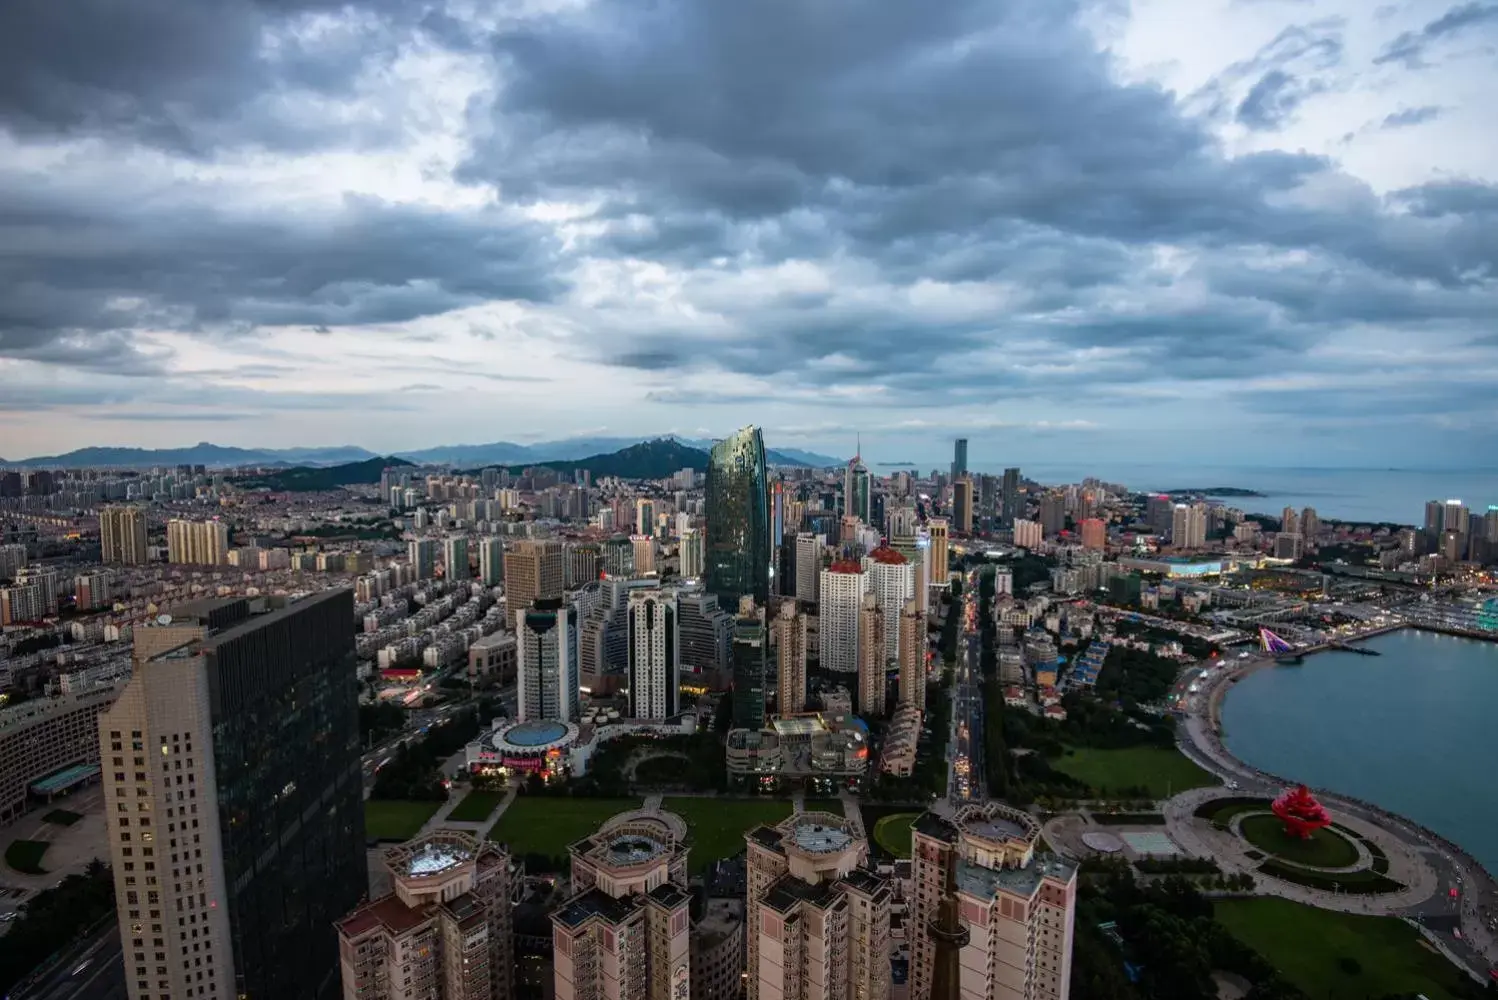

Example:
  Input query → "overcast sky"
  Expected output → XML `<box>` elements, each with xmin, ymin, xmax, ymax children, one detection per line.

<box><xmin>2</xmin><ymin>0</ymin><xmax>1495</xmax><ymax>467</ymax></box>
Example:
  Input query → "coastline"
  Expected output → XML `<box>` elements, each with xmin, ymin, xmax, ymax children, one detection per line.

<box><xmin>1190</xmin><ymin>633</ymin><xmax>1498</xmax><ymax>970</ymax></box>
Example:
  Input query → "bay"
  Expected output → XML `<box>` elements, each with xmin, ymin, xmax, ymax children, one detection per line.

<box><xmin>1219</xmin><ymin>629</ymin><xmax>1498</xmax><ymax>874</ymax></box>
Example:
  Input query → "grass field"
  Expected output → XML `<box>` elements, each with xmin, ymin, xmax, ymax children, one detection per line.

<box><xmin>4</xmin><ymin>839</ymin><xmax>51</xmax><ymax>874</ymax></box>
<box><xmin>664</xmin><ymin>798</ymin><xmax>792</xmax><ymax>874</ymax></box>
<box><xmin>1050</xmin><ymin>746</ymin><xmax>1219</xmax><ymax>799</ymax></box>
<box><xmin>42</xmin><ymin>809</ymin><xmax>83</xmax><ymax>826</ymax></box>
<box><xmin>1214</xmin><ymin>897</ymin><xmax>1468</xmax><ymax>1000</ymax></box>
<box><xmin>872</xmin><ymin>813</ymin><xmax>919</xmax><ymax>859</ymax></box>
<box><xmin>447</xmin><ymin>790</ymin><xmax>506</xmax><ymax>823</ymax></box>
<box><xmin>488</xmin><ymin>797</ymin><xmax>642</xmax><ymax>863</ymax></box>
<box><xmin>364</xmin><ymin>800</ymin><xmax>443</xmax><ymax>841</ymax></box>
<box><xmin>1239</xmin><ymin>814</ymin><xmax>1360</xmax><ymax>869</ymax></box>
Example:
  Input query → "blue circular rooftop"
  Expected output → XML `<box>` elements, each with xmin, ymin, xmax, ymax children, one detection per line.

<box><xmin>505</xmin><ymin>721</ymin><xmax>569</xmax><ymax>747</ymax></box>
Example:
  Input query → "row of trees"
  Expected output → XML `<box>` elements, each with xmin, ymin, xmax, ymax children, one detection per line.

<box><xmin>0</xmin><ymin>861</ymin><xmax>115</xmax><ymax>994</ymax></box>
<box><xmin>370</xmin><ymin>702</ymin><xmax>491</xmax><ymax>801</ymax></box>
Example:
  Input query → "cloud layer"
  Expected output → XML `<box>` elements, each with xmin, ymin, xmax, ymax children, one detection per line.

<box><xmin>1</xmin><ymin>0</ymin><xmax>1495</xmax><ymax>466</ymax></box>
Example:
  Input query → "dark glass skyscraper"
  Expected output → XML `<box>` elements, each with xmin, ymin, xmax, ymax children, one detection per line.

<box><xmin>705</xmin><ymin>425</ymin><xmax>771</xmax><ymax>608</ymax></box>
<box><xmin>951</xmin><ymin>438</ymin><xmax>968</xmax><ymax>483</ymax></box>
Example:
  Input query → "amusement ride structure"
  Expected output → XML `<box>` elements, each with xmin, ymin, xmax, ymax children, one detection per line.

<box><xmin>1259</xmin><ymin>626</ymin><xmax>1303</xmax><ymax>664</ymax></box>
<box><xmin>1272</xmin><ymin>784</ymin><xmax>1332</xmax><ymax>839</ymax></box>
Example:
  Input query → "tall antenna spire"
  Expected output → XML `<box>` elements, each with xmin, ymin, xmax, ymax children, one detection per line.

<box><xmin>856</xmin><ymin>431</ymin><xmax>861</xmax><ymax>461</ymax></box>
<box><xmin>928</xmin><ymin>844</ymin><xmax>970</xmax><ymax>1000</ymax></box>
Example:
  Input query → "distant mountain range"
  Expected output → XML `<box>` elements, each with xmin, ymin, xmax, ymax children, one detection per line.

<box><xmin>2</xmin><ymin>436</ymin><xmax>841</xmax><ymax>470</ymax></box>
<box><xmin>234</xmin><ymin>456</ymin><xmax>415</xmax><ymax>492</ymax></box>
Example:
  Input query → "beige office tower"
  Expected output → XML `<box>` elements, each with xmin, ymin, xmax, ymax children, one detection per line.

<box><xmin>337</xmin><ymin>832</ymin><xmax>515</xmax><ymax>1000</ymax></box>
<box><xmin>927</xmin><ymin>519</ymin><xmax>949</xmax><ymax>589</ymax></box>
<box><xmin>166</xmin><ymin>519</ymin><xmax>229</xmax><ymax>566</ymax></box>
<box><xmin>897</xmin><ymin>599</ymin><xmax>925</xmax><ymax>709</ymax></box>
<box><xmin>745</xmin><ymin>812</ymin><xmax>891</xmax><ymax>1000</ymax></box>
<box><xmin>505</xmin><ymin>539</ymin><xmax>564</xmax><ymax>610</ymax></box>
<box><xmin>857</xmin><ymin>593</ymin><xmax>887</xmax><ymax>718</ymax></box>
<box><xmin>552</xmin><ymin>809</ymin><xmax>693</xmax><ymax>1000</ymax></box>
<box><xmin>909</xmin><ymin>804</ymin><xmax>1078</xmax><ymax>1000</ymax></box>
<box><xmin>101</xmin><ymin>505</ymin><xmax>149</xmax><ymax>565</ymax></box>
<box><xmin>953</xmin><ymin>478</ymin><xmax>974</xmax><ymax>534</ymax></box>
<box><xmin>774</xmin><ymin>602</ymin><xmax>808</xmax><ymax>716</ymax></box>
<box><xmin>632</xmin><ymin>534</ymin><xmax>658</xmax><ymax>575</ymax></box>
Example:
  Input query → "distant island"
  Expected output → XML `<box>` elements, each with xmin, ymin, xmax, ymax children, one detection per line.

<box><xmin>876</xmin><ymin>461</ymin><xmax>920</xmax><ymax>467</ymax></box>
<box><xmin>1163</xmin><ymin>487</ymin><xmax>1267</xmax><ymax>498</ymax></box>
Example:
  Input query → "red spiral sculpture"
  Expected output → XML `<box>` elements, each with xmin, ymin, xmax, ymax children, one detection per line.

<box><xmin>1272</xmin><ymin>784</ymin><xmax>1331</xmax><ymax>839</ymax></box>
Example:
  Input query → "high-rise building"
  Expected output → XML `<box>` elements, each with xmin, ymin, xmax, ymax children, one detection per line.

<box><xmin>564</xmin><ymin>541</ymin><xmax>601</xmax><ymax>588</ymax></box>
<box><xmin>1300</xmin><ymin>507</ymin><xmax>1320</xmax><ymax>542</ymax></box>
<box><xmin>518</xmin><ymin>598</ymin><xmax>580</xmax><ymax>723</ymax></box>
<box><xmin>897</xmin><ymin>599</ymin><xmax>925</xmax><ymax>710</ymax></box>
<box><xmin>631</xmin><ymin>533</ymin><xmax>658</xmax><ymax>575</ymax></box>
<box><xmin>732</xmin><ymin>597</ymin><xmax>767</xmax><ymax>730</ymax></box>
<box><xmin>410</xmin><ymin>537</ymin><xmax>438</xmax><ymax>579</ymax></box>
<box><xmin>1012</xmin><ymin>519</ymin><xmax>1043</xmax><ymax>549</ymax></box>
<box><xmin>844</xmin><ymin>451</ymin><xmax>872</xmax><ymax>525</ymax></box>
<box><xmin>818</xmin><ymin>561</ymin><xmax>868</xmax><ymax>674</ymax></box>
<box><xmin>1445</xmin><ymin>499</ymin><xmax>1471</xmax><ymax>539</ymax></box>
<box><xmin>857</xmin><ymin>593</ymin><xmax>886</xmax><ymax>717</ymax></box>
<box><xmin>774</xmin><ymin>602</ymin><xmax>808</xmax><ymax>716</ymax></box>
<box><xmin>794</xmin><ymin>532</ymin><xmax>824</xmax><ymax>603</ymax></box>
<box><xmin>864</xmin><ymin>546</ymin><xmax>913</xmax><ymax>667</ymax></box>
<box><xmin>1079</xmin><ymin>518</ymin><xmax>1106</xmax><ymax>551</ymax></box>
<box><xmin>952</xmin><ymin>478</ymin><xmax>973</xmax><ymax>534</ymax></box>
<box><xmin>0</xmin><ymin>542</ymin><xmax>25</xmax><ymax>580</ymax></box>
<box><xmin>444</xmin><ymin>535</ymin><xmax>470</xmax><ymax>583</ymax></box>
<box><xmin>927</xmin><ymin>518</ymin><xmax>949</xmax><ymax>588</ymax></box>
<box><xmin>100</xmin><ymin>592</ymin><xmax>365</xmax><ymax>1000</ymax></box>
<box><xmin>167</xmin><ymin>518</ymin><xmax>229</xmax><ymax>566</ymax></box>
<box><xmin>506</xmin><ymin>539</ymin><xmax>564</xmax><ymax>610</ymax></box>
<box><xmin>2</xmin><ymin>684</ymin><xmax>122</xmax><ymax>824</ymax></box>
<box><xmin>744</xmin><ymin>812</ymin><xmax>891</xmax><ymax>1000</ymax></box>
<box><xmin>706</xmin><ymin>426</ymin><xmax>771</xmax><ymax>609</ymax></box>
<box><xmin>679</xmin><ymin>527</ymin><xmax>705</xmax><ymax>578</ymax></box>
<box><xmin>1425</xmin><ymin>499</ymin><xmax>1445</xmax><ymax>537</ymax></box>
<box><xmin>552</xmin><ymin>810</ymin><xmax>693</xmax><ymax>1000</ymax></box>
<box><xmin>602</xmin><ymin>535</ymin><xmax>635</xmax><ymax>577</ymax></box>
<box><xmin>1038</xmin><ymin>494</ymin><xmax>1065</xmax><ymax>538</ymax></box>
<box><xmin>0</xmin><ymin>581</ymin><xmax>53</xmax><ymax>625</ymax></box>
<box><xmin>480</xmin><ymin>537</ymin><xmax>505</xmax><ymax>586</ymax></box>
<box><xmin>628</xmin><ymin>588</ymin><xmax>678</xmax><ymax>720</ymax></box>
<box><xmin>336</xmin><ymin>832</ymin><xmax>514</xmax><ymax>1000</ymax></box>
<box><xmin>636</xmin><ymin>498</ymin><xmax>656</xmax><ymax>537</ymax></box>
<box><xmin>1000</xmin><ymin>467</ymin><xmax>1022</xmax><ymax>527</ymax></box>
<box><xmin>1280</xmin><ymin>506</ymin><xmax>1299</xmax><ymax>536</ymax></box>
<box><xmin>951</xmin><ymin>438</ymin><xmax>968</xmax><ymax>484</ymax></box>
<box><xmin>1172</xmin><ymin>504</ymin><xmax>1207</xmax><ymax>550</ymax></box>
<box><xmin>75</xmin><ymin>570</ymin><xmax>115</xmax><ymax>611</ymax></box>
<box><xmin>911</xmin><ymin>806</ymin><xmax>1077</xmax><ymax>1000</ymax></box>
<box><xmin>101</xmin><ymin>505</ymin><xmax>149</xmax><ymax>565</ymax></box>
<box><xmin>676</xmin><ymin>589</ymin><xmax>733</xmax><ymax>683</ymax></box>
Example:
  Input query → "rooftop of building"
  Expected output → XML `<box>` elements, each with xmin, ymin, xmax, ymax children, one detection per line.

<box><xmin>762</xmin><ymin>874</ymin><xmax>844</xmax><ymax>914</ymax></box>
<box><xmin>553</xmin><ymin>887</ymin><xmax>641</xmax><ymax>929</ymax></box>
<box><xmin>828</xmin><ymin>560</ymin><xmax>865</xmax><ymax>574</ymax></box>
<box><xmin>956</xmin><ymin>854</ymin><xmax>1078</xmax><ymax>902</ymax></box>
<box><xmin>338</xmin><ymin>892</ymin><xmax>433</xmax><ymax>940</ymax></box>
<box><xmin>866</xmin><ymin>546</ymin><xmax>908</xmax><ymax>565</ymax></box>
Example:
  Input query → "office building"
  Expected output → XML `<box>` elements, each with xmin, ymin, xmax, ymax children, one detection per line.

<box><xmin>744</xmin><ymin>812</ymin><xmax>891</xmax><ymax>1000</ymax></box>
<box><xmin>564</xmin><ymin>542</ymin><xmax>602</xmax><ymax>588</ymax></box>
<box><xmin>167</xmin><ymin>519</ymin><xmax>229</xmax><ymax>566</ymax></box>
<box><xmin>952</xmin><ymin>477</ymin><xmax>973</xmax><ymax>534</ymax></box>
<box><xmin>910</xmin><ymin>803</ymin><xmax>1077</xmax><ymax>1000</ymax></box>
<box><xmin>1</xmin><ymin>684</ymin><xmax>122</xmax><ymax>823</ymax></box>
<box><xmin>927</xmin><ymin>518</ymin><xmax>949</xmax><ymax>588</ymax></box>
<box><xmin>444</xmin><ymin>536</ymin><xmax>470</xmax><ymax>583</ymax></box>
<box><xmin>1001</xmin><ymin>467</ymin><xmax>1022</xmax><ymax>527</ymax></box>
<box><xmin>705</xmin><ymin>426</ymin><xmax>771</xmax><ymax>609</ymax></box>
<box><xmin>506</xmin><ymin>539</ymin><xmax>565</xmax><ymax>610</ymax></box>
<box><xmin>601</xmin><ymin>536</ymin><xmax>634</xmax><ymax>578</ymax></box>
<box><xmin>1079</xmin><ymin>518</ymin><xmax>1106</xmax><ymax>551</ymax></box>
<box><xmin>775</xmin><ymin>602</ymin><xmax>809</xmax><ymax>716</ymax></box>
<box><xmin>100</xmin><ymin>592</ymin><xmax>365</xmax><ymax>1000</ymax></box>
<box><xmin>732</xmin><ymin>598</ymin><xmax>768</xmax><ymax>729</ymax></box>
<box><xmin>864</xmin><ymin>546</ymin><xmax>913</xmax><ymax>668</ymax></box>
<box><xmin>551</xmin><ymin>810</ymin><xmax>693</xmax><ymax>1000</ymax></box>
<box><xmin>818</xmin><ymin>561</ymin><xmax>868</xmax><ymax>674</ymax></box>
<box><xmin>951</xmin><ymin>438</ymin><xmax>968</xmax><ymax>483</ymax></box>
<box><xmin>1038</xmin><ymin>494</ymin><xmax>1065</xmax><ymax>538</ymax></box>
<box><xmin>679</xmin><ymin>527</ymin><xmax>705</xmax><ymax>579</ymax></box>
<box><xmin>410</xmin><ymin>538</ymin><xmax>438</xmax><ymax>580</ymax></box>
<box><xmin>676</xmin><ymin>589</ymin><xmax>733</xmax><ymax>683</ymax></box>
<box><xmin>518</xmin><ymin>598</ymin><xmax>580</xmax><ymax>723</ymax></box>
<box><xmin>1172</xmin><ymin>504</ymin><xmax>1207</xmax><ymax>550</ymax></box>
<box><xmin>857</xmin><ymin>593</ymin><xmax>886</xmax><ymax>717</ymax></box>
<box><xmin>480</xmin><ymin>537</ymin><xmax>505</xmax><ymax>587</ymax></box>
<box><xmin>636</xmin><ymin>498</ymin><xmax>656</xmax><ymax>537</ymax></box>
<box><xmin>631</xmin><ymin>534</ymin><xmax>658</xmax><ymax>576</ymax></box>
<box><xmin>336</xmin><ymin>832</ymin><xmax>514</xmax><ymax>1000</ymax></box>
<box><xmin>627</xmin><ymin>588</ymin><xmax>678</xmax><ymax>720</ymax></box>
<box><xmin>897</xmin><ymin>599</ymin><xmax>925</xmax><ymax>709</ymax></box>
<box><xmin>794</xmin><ymin>532</ymin><xmax>823</xmax><ymax>603</ymax></box>
<box><xmin>844</xmin><ymin>451</ymin><xmax>872</xmax><ymax>525</ymax></box>
<box><xmin>101</xmin><ymin>505</ymin><xmax>150</xmax><ymax>565</ymax></box>
<box><xmin>1012</xmin><ymin>519</ymin><xmax>1043</xmax><ymax>550</ymax></box>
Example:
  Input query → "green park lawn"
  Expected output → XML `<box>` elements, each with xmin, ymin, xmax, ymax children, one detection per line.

<box><xmin>1239</xmin><ymin>813</ymin><xmax>1360</xmax><ymax>869</ymax></box>
<box><xmin>872</xmin><ymin>813</ymin><xmax>919</xmax><ymax>859</ymax></box>
<box><xmin>488</xmin><ymin>797</ymin><xmax>642</xmax><ymax>863</ymax></box>
<box><xmin>364</xmin><ymin>800</ymin><xmax>443</xmax><ymax>841</ymax></box>
<box><xmin>1050</xmin><ymin>746</ymin><xmax>1219</xmax><ymax>799</ymax></box>
<box><xmin>4</xmin><ymin>839</ymin><xmax>51</xmax><ymax>874</ymax></box>
<box><xmin>664</xmin><ymin>798</ymin><xmax>792</xmax><ymax>874</ymax></box>
<box><xmin>1214</xmin><ymin>897</ymin><xmax>1468</xmax><ymax>1000</ymax></box>
<box><xmin>447</xmin><ymin>790</ymin><xmax>506</xmax><ymax>823</ymax></box>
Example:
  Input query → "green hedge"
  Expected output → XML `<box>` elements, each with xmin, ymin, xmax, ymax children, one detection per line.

<box><xmin>1258</xmin><ymin>859</ymin><xmax>1403</xmax><ymax>895</ymax></box>
<box><xmin>1091</xmin><ymin>813</ymin><xmax>1166</xmax><ymax>826</ymax></box>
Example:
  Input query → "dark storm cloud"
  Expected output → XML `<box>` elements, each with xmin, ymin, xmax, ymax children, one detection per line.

<box><xmin>0</xmin><ymin>181</ymin><xmax>563</xmax><ymax>351</ymax></box>
<box><xmin>1381</xmin><ymin>105</ymin><xmax>1444</xmax><ymax>128</ymax></box>
<box><xmin>1236</xmin><ymin>69</ymin><xmax>1328</xmax><ymax>130</ymax></box>
<box><xmin>1374</xmin><ymin>2</ymin><xmax>1498</xmax><ymax>68</ymax></box>
<box><xmin>0</xmin><ymin>0</ymin><xmax>456</xmax><ymax>152</ymax></box>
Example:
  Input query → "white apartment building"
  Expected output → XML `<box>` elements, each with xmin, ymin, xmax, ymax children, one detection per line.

<box><xmin>627</xmin><ymin>588</ymin><xmax>678</xmax><ymax>720</ymax></box>
<box><xmin>166</xmin><ymin>519</ymin><xmax>229</xmax><ymax>567</ymax></box>
<box><xmin>817</xmin><ymin>561</ymin><xmax>868</xmax><ymax>674</ymax></box>
<box><xmin>864</xmin><ymin>547</ymin><xmax>913</xmax><ymax>667</ymax></box>
<box><xmin>517</xmin><ymin>600</ymin><xmax>580</xmax><ymax>723</ymax></box>
<box><xmin>773</xmin><ymin>603</ymin><xmax>808</xmax><ymax>716</ymax></box>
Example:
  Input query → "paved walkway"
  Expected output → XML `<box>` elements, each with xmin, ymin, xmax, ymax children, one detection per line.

<box><xmin>417</xmin><ymin>785</ymin><xmax>518</xmax><ymax>839</ymax></box>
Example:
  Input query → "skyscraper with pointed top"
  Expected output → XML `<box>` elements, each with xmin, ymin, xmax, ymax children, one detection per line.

<box><xmin>705</xmin><ymin>426</ymin><xmax>771</xmax><ymax>609</ymax></box>
<box><xmin>845</xmin><ymin>436</ymin><xmax>872</xmax><ymax>524</ymax></box>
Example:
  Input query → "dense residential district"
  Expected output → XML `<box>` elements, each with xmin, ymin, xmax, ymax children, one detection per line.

<box><xmin>2</xmin><ymin>429</ymin><xmax>1497</xmax><ymax>1000</ymax></box>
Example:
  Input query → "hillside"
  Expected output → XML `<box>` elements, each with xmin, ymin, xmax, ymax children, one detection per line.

<box><xmin>508</xmin><ymin>438</ymin><xmax>710</xmax><ymax>479</ymax></box>
<box><xmin>5</xmin><ymin>442</ymin><xmax>379</xmax><ymax>469</ymax></box>
<box><xmin>234</xmin><ymin>456</ymin><xmax>413</xmax><ymax>491</ymax></box>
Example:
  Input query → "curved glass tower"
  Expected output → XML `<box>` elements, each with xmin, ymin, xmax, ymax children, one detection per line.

<box><xmin>705</xmin><ymin>425</ymin><xmax>771</xmax><ymax>609</ymax></box>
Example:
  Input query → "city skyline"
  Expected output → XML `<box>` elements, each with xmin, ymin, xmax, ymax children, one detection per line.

<box><xmin>2</xmin><ymin>0</ymin><xmax>1497</xmax><ymax>465</ymax></box>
